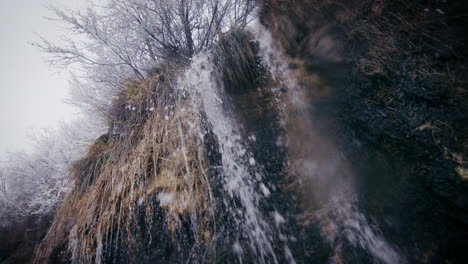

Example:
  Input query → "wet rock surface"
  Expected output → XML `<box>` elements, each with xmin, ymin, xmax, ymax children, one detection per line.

<box><xmin>2</xmin><ymin>1</ymin><xmax>467</xmax><ymax>263</ymax></box>
<box><xmin>260</xmin><ymin>0</ymin><xmax>468</xmax><ymax>262</ymax></box>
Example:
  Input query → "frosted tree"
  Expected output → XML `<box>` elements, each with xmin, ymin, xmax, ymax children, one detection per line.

<box><xmin>34</xmin><ymin>0</ymin><xmax>257</xmax><ymax>116</ymax></box>
<box><xmin>0</xmin><ymin>117</ymin><xmax>105</xmax><ymax>227</ymax></box>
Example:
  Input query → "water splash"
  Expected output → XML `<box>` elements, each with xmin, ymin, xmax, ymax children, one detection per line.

<box><xmin>333</xmin><ymin>200</ymin><xmax>401</xmax><ymax>264</ymax></box>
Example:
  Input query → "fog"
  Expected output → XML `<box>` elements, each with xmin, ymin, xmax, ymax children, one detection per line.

<box><xmin>0</xmin><ymin>0</ymin><xmax>87</xmax><ymax>158</ymax></box>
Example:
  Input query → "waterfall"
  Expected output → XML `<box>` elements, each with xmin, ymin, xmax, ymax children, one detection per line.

<box><xmin>170</xmin><ymin>18</ymin><xmax>406</xmax><ymax>263</ymax></box>
<box><xmin>250</xmin><ymin>21</ymin><xmax>404</xmax><ymax>264</ymax></box>
<box><xmin>178</xmin><ymin>53</ymin><xmax>295</xmax><ymax>264</ymax></box>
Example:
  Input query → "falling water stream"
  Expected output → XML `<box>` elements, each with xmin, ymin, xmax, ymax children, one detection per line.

<box><xmin>178</xmin><ymin>53</ymin><xmax>294</xmax><ymax>264</ymax></box>
<box><xmin>251</xmin><ymin>23</ymin><xmax>403</xmax><ymax>264</ymax></box>
<box><xmin>177</xmin><ymin>21</ymin><xmax>403</xmax><ymax>263</ymax></box>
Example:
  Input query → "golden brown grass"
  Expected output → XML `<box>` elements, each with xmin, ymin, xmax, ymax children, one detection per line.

<box><xmin>34</xmin><ymin>67</ymin><xmax>215</xmax><ymax>263</ymax></box>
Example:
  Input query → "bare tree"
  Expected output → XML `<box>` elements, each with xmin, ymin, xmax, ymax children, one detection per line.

<box><xmin>33</xmin><ymin>0</ymin><xmax>257</xmax><ymax>116</ymax></box>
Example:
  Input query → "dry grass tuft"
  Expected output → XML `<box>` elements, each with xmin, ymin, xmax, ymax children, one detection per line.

<box><xmin>34</xmin><ymin>66</ymin><xmax>216</xmax><ymax>263</ymax></box>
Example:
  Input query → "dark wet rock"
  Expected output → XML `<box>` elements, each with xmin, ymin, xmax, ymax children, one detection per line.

<box><xmin>260</xmin><ymin>0</ymin><xmax>468</xmax><ymax>263</ymax></box>
<box><xmin>3</xmin><ymin>1</ymin><xmax>467</xmax><ymax>263</ymax></box>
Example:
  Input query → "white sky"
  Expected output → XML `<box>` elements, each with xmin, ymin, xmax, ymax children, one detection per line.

<box><xmin>0</xmin><ymin>0</ymin><xmax>88</xmax><ymax>159</ymax></box>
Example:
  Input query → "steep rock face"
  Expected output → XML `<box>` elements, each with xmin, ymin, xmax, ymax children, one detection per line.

<box><xmin>33</xmin><ymin>32</ymin><xmax>301</xmax><ymax>264</ymax></box>
<box><xmin>260</xmin><ymin>0</ymin><xmax>468</xmax><ymax>262</ymax></box>
<box><xmin>28</xmin><ymin>1</ymin><xmax>468</xmax><ymax>263</ymax></box>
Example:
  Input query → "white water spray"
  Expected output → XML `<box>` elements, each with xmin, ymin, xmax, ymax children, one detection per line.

<box><xmin>178</xmin><ymin>53</ymin><xmax>294</xmax><ymax>263</ymax></box>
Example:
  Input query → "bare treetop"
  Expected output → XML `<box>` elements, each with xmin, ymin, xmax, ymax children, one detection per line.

<box><xmin>34</xmin><ymin>0</ymin><xmax>257</xmax><ymax>115</ymax></box>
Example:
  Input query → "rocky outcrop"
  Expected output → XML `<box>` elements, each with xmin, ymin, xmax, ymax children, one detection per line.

<box><xmin>260</xmin><ymin>0</ymin><xmax>468</xmax><ymax>262</ymax></box>
<box><xmin>3</xmin><ymin>1</ymin><xmax>465</xmax><ymax>263</ymax></box>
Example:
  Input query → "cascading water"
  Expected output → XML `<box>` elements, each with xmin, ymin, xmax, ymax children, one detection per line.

<box><xmin>249</xmin><ymin>22</ymin><xmax>404</xmax><ymax>264</ymax></box>
<box><xmin>172</xmin><ymin>20</ymin><xmax>405</xmax><ymax>263</ymax></box>
<box><xmin>178</xmin><ymin>53</ymin><xmax>296</xmax><ymax>264</ymax></box>
<box><xmin>157</xmin><ymin>14</ymin><xmax>409</xmax><ymax>262</ymax></box>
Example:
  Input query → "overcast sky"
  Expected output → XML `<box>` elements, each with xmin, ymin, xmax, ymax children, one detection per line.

<box><xmin>0</xmin><ymin>0</ymin><xmax>88</xmax><ymax>159</ymax></box>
